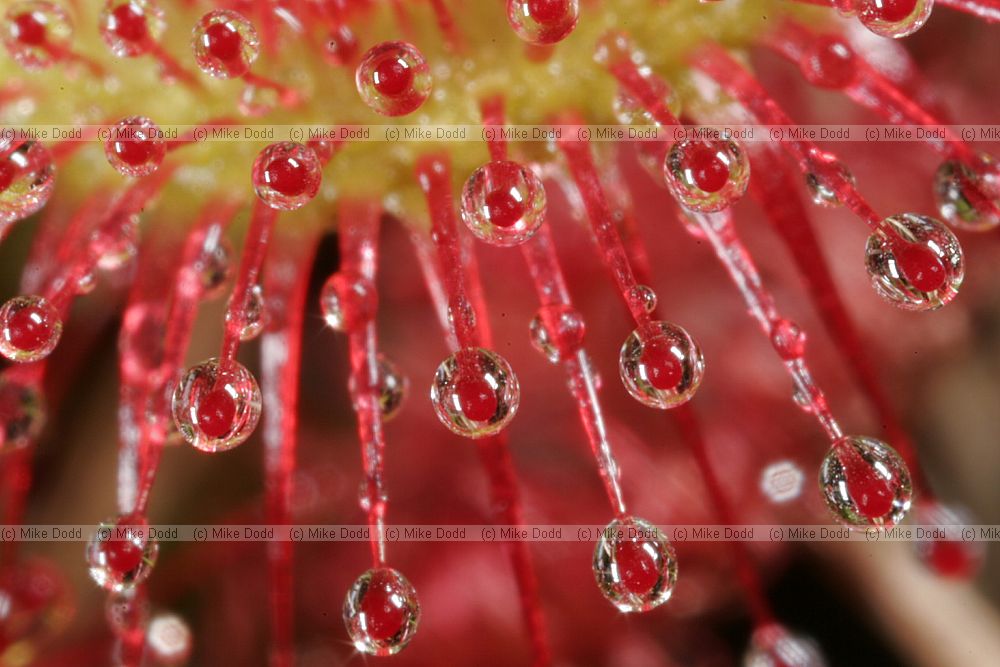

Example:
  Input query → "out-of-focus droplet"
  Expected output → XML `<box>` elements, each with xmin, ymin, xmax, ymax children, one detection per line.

<box><xmin>195</xmin><ymin>227</ymin><xmax>231</xmax><ymax>297</ymax></box>
<box><xmin>147</xmin><ymin>613</ymin><xmax>193</xmax><ymax>665</ymax></box>
<box><xmin>805</xmin><ymin>153</ymin><xmax>856</xmax><ymax>208</ymax></box>
<box><xmin>0</xmin><ymin>295</ymin><xmax>62</xmax><ymax>363</ymax></box>
<box><xmin>323</xmin><ymin>23</ymin><xmax>357</xmax><ymax>66</ymax></box>
<box><xmin>343</xmin><ymin>568</ymin><xmax>420</xmax><ymax>656</ymax></box>
<box><xmin>86</xmin><ymin>513</ymin><xmax>158</xmax><ymax>593</ymax></box>
<box><xmin>857</xmin><ymin>0</ymin><xmax>933</xmax><ymax>39</ymax></box>
<box><xmin>171</xmin><ymin>357</ymin><xmax>262</xmax><ymax>452</ymax></box>
<box><xmin>99</xmin><ymin>0</ymin><xmax>165</xmax><ymax>58</ymax></box>
<box><xmin>349</xmin><ymin>355</ymin><xmax>408</xmax><ymax>421</ymax></box>
<box><xmin>528</xmin><ymin>304</ymin><xmax>585</xmax><ymax>363</ymax></box>
<box><xmin>760</xmin><ymin>460</ymin><xmax>805</xmax><ymax>504</ymax></box>
<box><xmin>865</xmin><ymin>212</ymin><xmax>963</xmax><ymax>311</ymax></box>
<box><xmin>915</xmin><ymin>501</ymin><xmax>984</xmax><ymax>579</ymax></box>
<box><xmin>320</xmin><ymin>272</ymin><xmax>377</xmax><ymax>331</ymax></box>
<box><xmin>769</xmin><ymin>318</ymin><xmax>806</xmax><ymax>361</ymax></box>
<box><xmin>593</xmin><ymin>515</ymin><xmax>677</xmax><ymax>613</ymax></box>
<box><xmin>192</xmin><ymin>9</ymin><xmax>259</xmax><ymax>79</ymax></box>
<box><xmin>663</xmin><ymin>137</ymin><xmax>750</xmax><ymax>212</ymax></box>
<box><xmin>0</xmin><ymin>558</ymin><xmax>73</xmax><ymax>648</ymax></box>
<box><xmin>799</xmin><ymin>36</ymin><xmax>856</xmax><ymax>89</ymax></box>
<box><xmin>820</xmin><ymin>435</ymin><xmax>912</xmax><ymax>527</ymax></box>
<box><xmin>104</xmin><ymin>116</ymin><xmax>166</xmax><ymax>177</ymax></box>
<box><xmin>228</xmin><ymin>283</ymin><xmax>265</xmax><ymax>341</ymax></box>
<box><xmin>460</xmin><ymin>160</ymin><xmax>546</xmax><ymax>247</ymax></box>
<box><xmin>506</xmin><ymin>0</ymin><xmax>579</xmax><ymax>45</ymax></box>
<box><xmin>0</xmin><ymin>140</ymin><xmax>56</xmax><ymax>224</ymax></box>
<box><xmin>430</xmin><ymin>347</ymin><xmax>519</xmax><ymax>438</ymax></box>
<box><xmin>934</xmin><ymin>155</ymin><xmax>1000</xmax><ymax>231</ymax></box>
<box><xmin>619</xmin><ymin>321</ymin><xmax>704</xmax><ymax>409</ymax></box>
<box><xmin>0</xmin><ymin>375</ymin><xmax>45</xmax><ymax>451</ymax></box>
<box><xmin>355</xmin><ymin>41</ymin><xmax>431</xmax><ymax>116</ymax></box>
<box><xmin>2</xmin><ymin>1</ymin><xmax>73</xmax><ymax>70</ymax></box>
<box><xmin>743</xmin><ymin>623</ymin><xmax>828</xmax><ymax>667</ymax></box>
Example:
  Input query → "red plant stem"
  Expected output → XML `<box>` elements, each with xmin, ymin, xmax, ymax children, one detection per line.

<box><xmin>480</xmin><ymin>95</ymin><xmax>509</xmax><ymax>163</ymax></box>
<box><xmin>221</xmin><ymin>200</ymin><xmax>278</xmax><ymax>361</ymax></box>
<box><xmin>556</xmin><ymin>126</ymin><xmax>656</xmax><ymax>328</ymax></box>
<box><xmin>337</xmin><ymin>200</ymin><xmax>392</xmax><ymax>566</ymax></box>
<box><xmin>147</xmin><ymin>41</ymin><xmax>204</xmax><ymax>92</ymax></box>
<box><xmin>690</xmin><ymin>44</ymin><xmax>883</xmax><ymax>229</ymax></box>
<box><xmin>935</xmin><ymin>0</ymin><xmax>1000</xmax><ymax>20</ymax></box>
<box><xmin>389</xmin><ymin>0</ymin><xmax>416</xmax><ymax>40</ymax></box>
<box><xmin>748</xmin><ymin>145</ymin><xmax>933</xmax><ymax>494</ymax></box>
<box><xmin>428</xmin><ymin>0</ymin><xmax>466</xmax><ymax>51</ymax></box>
<box><xmin>559</xmin><ymin>132</ymin><xmax>777</xmax><ymax>627</ymax></box>
<box><xmin>414</xmin><ymin>154</ymin><xmax>550</xmax><ymax>666</ymax></box>
<box><xmin>260</xmin><ymin>227</ymin><xmax>318</xmax><ymax>667</ymax></box>
<box><xmin>602</xmin><ymin>46</ymin><xmax>681</xmax><ymax>128</ymax></box>
<box><xmin>242</xmin><ymin>72</ymin><xmax>302</xmax><ymax>108</ymax></box>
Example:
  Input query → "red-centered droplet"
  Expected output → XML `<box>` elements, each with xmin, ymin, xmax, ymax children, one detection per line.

<box><xmin>372</xmin><ymin>56</ymin><xmax>413</xmax><ymax>97</ymax></box>
<box><xmin>13</xmin><ymin>12</ymin><xmax>46</xmax><ymax>46</ymax></box>
<box><xmin>805</xmin><ymin>37</ymin><xmax>856</xmax><ymax>89</ymax></box>
<box><xmin>527</xmin><ymin>0</ymin><xmax>569</xmax><ymax>23</ymax></box>
<box><xmin>926</xmin><ymin>539</ymin><xmax>976</xmax><ymax>578</ymax></box>
<box><xmin>7</xmin><ymin>304</ymin><xmax>53</xmax><ymax>352</ymax></box>
<box><xmin>104</xmin><ymin>534</ymin><xmax>145</xmax><ymax>575</ymax></box>
<box><xmin>840</xmin><ymin>446</ymin><xmax>895</xmax><ymax>519</ymax></box>
<box><xmin>113</xmin><ymin>136</ymin><xmax>156</xmax><ymax>167</ymax></box>
<box><xmin>873</xmin><ymin>0</ymin><xmax>917</xmax><ymax>22</ymax></box>
<box><xmin>264</xmin><ymin>157</ymin><xmax>308</xmax><ymax>197</ymax></box>
<box><xmin>895</xmin><ymin>243</ymin><xmax>946</xmax><ymax>292</ymax></box>
<box><xmin>204</xmin><ymin>21</ymin><xmax>241</xmax><ymax>62</ymax></box>
<box><xmin>359</xmin><ymin>580</ymin><xmax>407</xmax><ymax>643</ymax></box>
<box><xmin>641</xmin><ymin>339</ymin><xmax>682</xmax><ymax>391</ymax></box>
<box><xmin>484</xmin><ymin>188</ymin><xmax>525</xmax><ymax>229</ymax></box>
<box><xmin>615</xmin><ymin>539</ymin><xmax>660</xmax><ymax>595</ymax></box>
<box><xmin>455</xmin><ymin>374</ymin><xmax>498</xmax><ymax>422</ymax></box>
<box><xmin>196</xmin><ymin>388</ymin><xmax>236</xmax><ymax>439</ymax></box>
<box><xmin>687</xmin><ymin>143</ymin><xmax>730</xmax><ymax>193</ymax></box>
<box><xmin>110</xmin><ymin>3</ymin><xmax>148</xmax><ymax>44</ymax></box>
<box><xmin>0</xmin><ymin>159</ymin><xmax>15</xmax><ymax>192</ymax></box>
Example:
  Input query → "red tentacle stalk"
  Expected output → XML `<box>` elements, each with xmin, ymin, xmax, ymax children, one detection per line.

<box><xmin>428</xmin><ymin>0</ymin><xmax>467</xmax><ymax>52</ymax></box>
<box><xmin>221</xmin><ymin>201</ymin><xmax>278</xmax><ymax>362</ymax></box>
<box><xmin>935</xmin><ymin>0</ymin><xmax>1000</xmax><ymax>21</ymax></box>
<box><xmin>261</xmin><ymin>227</ymin><xmax>319</xmax><ymax>667</ymax></box>
<box><xmin>414</xmin><ymin>154</ymin><xmax>551</xmax><ymax>666</ymax></box>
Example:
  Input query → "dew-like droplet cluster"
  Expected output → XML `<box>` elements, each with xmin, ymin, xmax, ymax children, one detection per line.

<box><xmin>86</xmin><ymin>514</ymin><xmax>158</xmax><ymax>593</ymax></box>
<box><xmin>619</xmin><ymin>321</ymin><xmax>704</xmax><ymax>410</ymax></box>
<box><xmin>430</xmin><ymin>347</ymin><xmax>520</xmax><ymax>438</ymax></box>
<box><xmin>104</xmin><ymin>116</ymin><xmax>167</xmax><ymax>177</ymax></box>
<box><xmin>171</xmin><ymin>357</ymin><xmax>262</xmax><ymax>452</ymax></box>
<box><xmin>528</xmin><ymin>304</ymin><xmax>586</xmax><ymax>363</ymax></box>
<box><xmin>2</xmin><ymin>1</ymin><xmax>72</xmax><ymax>70</ymax></box>
<box><xmin>865</xmin><ymin>213</ymin><xmax>963</xmax><ymax>311</ymax></box>
<box><xmin>355</xmin><ymin>41</ymin><xmax>431</xmax><ymax>117</ymax></box>
<box><xmin>506</xmin><ymin>0</ymin><xmax>580</xmax><ymax>45</ymax></box>
<box><xmin>320</xmin><ymin>271</ymin><xmax>377</xmax><ymax>331</ymax></box>
<box><xmin>593</xmin><ymin>515</ymin><xmax>678</xmax><ymax>613</ymax></box>
<box><xmin>0</xmin><ymin>140</ymin><xmax>56</xmax><ymax>225</ymax></box>
<box><xmin>251</xmin><ymin>142</ymin><xmax>322</xmax><ymax>210</ymax></box>
<box><xmin>819</xmin><ymin>435</ymin><xmax>912</xmax><ymax>527</ymax></box>
<box><xmin>0</xmin><ymin>375</ymin><xmax>46</xmax><ymax>452</ymax></box>
<box><xmin>743</xmin><ymin>623</ymin><xmax>828</xmax><ymax>667</ymax></box>
<box><xmin>461</xmin><ymin>160</ymin><xmax>547</xmax><ymax>247</ymax></box>
<box><xmin>343</xmin><ymin>567</ymin><xmax>420</xmax><ymax>657</ymax></box>
<box><xmin>857</xmin><ymin>0</ymin><xmax>933</xmax><ymax>39</ymax></box>
<box><xmin>0</xmin><ymin>295</ymin><xmax>62</xmax><ymax>363</ymax></box>
<box><xmin>348</xmin><ymin>354</ymin><xmax>408</xmax><ymax>421</ymax></box>
<box><xmin>934</xmin><ymin>154</ymin><xmax>1000</xmax><ymax>231</ymax></box>
<box><xmin>192</xmin><ymin>9</ymin><xmax>259</xmax><ymax>79</ymax></box>
<box><xmin>99</xmin><ymin>0</ymin><xmax>165</xmax><ymax>58</ymax></box>
<box><xmin>663</xmin><ymin>138</ymin><xmax>750</xmax><ymax>212</ymax></box>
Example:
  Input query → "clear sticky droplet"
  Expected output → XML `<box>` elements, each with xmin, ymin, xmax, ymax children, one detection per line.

<box><xmin>105</xmin><ymin>590</ymin><xmax>150</xmax><ymax>640</ymax></box>
<box><xmin>251</xmin><ymin>142</ymin><xmax>322</xmax><ymax>210</ymax></box>
<box><xmin>349</xmin><ymin>354</ymin><xmax>408</xmax><ymax>421</ymax></box>
<box><xmin>237</xmin><ymin>81</ymin><xmax>280</xmax><ymax>117</ymax></box>
<box><xmin>760</xmin><ymin>460</ymin><xmax>805</xmax><ymax>504</ymax></box>
<box><xmin>86</xmin><ymin>513</ymin><xmax>158</xmax><ymax>593</ymax></box>
<box><xmin>613</xmin><ymin>71</ymin><xmax>682</xmax><ymax>126</ymax></box>
<box><xmin>460</xmin><ymin>160</ymin><xmax>546</xmax><ymax>247</ymax></box>
<box><xmin>430</xmin><ymin>347</ymin><xmax>520</xmax><ymax>438</ymax></box>
<box><xmin>104</xmin><ymin>116</ymin><xmax>166</xmax><ymax>177</ymax></box>
<box><xmin>0</xmin><ymin>375</ymin><xmax>45</xmax><ymax>451</ymax></box>
<box><xmin>914</xmin><ymin>501</ymin><xmax>984</xmax><ymax>579</ymax></box>
<box><xmin>744</xmin><ymin>623</ymin><xmax>828</xmax><ymax>667</ymax></box>
<box><xmin>865</xmin><ymin>213</ymin><xmax>963</xmax><ymax>311</ymax></box>
<box><xmin>664</xmin><ymin>137</ymin><xmax>750</xmax><ymax>212</ymax></box>
<box><xmin>857</xmin><ymin>0</ymin><xmax>932</xmax><ymax>39</ymax></box>
<box><xmin>769</xmin><ymin>318</ymin><xmax>806</xmax><ymax>361</ymax></box>
<box><xmin>593</xmin><ymin>515</ymin><xmax>677</xmax><ymax>613</ymax></box>
<box><xmin>628</xmin><ymin>284</ymin><xmax>657</xmax><ymax>314</ymax></box>
<box><xmin>192</xmin><ymin>9</ymin><xmax>259</xmax><ymax>79</ymax></box>
<box><xmin>195</xmin><ymin>227</ymin><xmax>231</xmax><ymax>298</ymax></box>
<box><xmin>528</xmin><ymin>304</ymin><xmax>585</xmax><ymax>364</ymax></box>
<box><xmin>934</xmin><ymin>155</ymin><xmax>1000</xmax><ymax>231</ymax></box>
<box><xmin>99</xmin><ymin>0</ymin><xmax>165</xmax><ymax>58</ymax></box>
<box><xmin>228</xmin><ymin>283</ymin><xmax>265</xmax><ymax>341</ymax></box>
<box><xmin>805</xmin><ymin>154</ymin><xmax>856</xmax><ymax>208</ymax></box>
<box><xmin>506</xmin><ymin>0</ymin><xmax>579</xmax><ymax>45</ymax></box>
<box><xmin>171</xmin><ymin>357</ymin><xmax>262</xmax><ymax>452</ymax></box>
<box><xmin>147</xmin><ymin>613</ymin><xmax>193</xmax><ymax>666</ymax></box>
<box><xmin>2</xmin><ymin>1</ymin><xmax>73</xmax><ymax>70</ymax></box>
<box><xmin>320</xmin><ymin>272</ymin><xmax>377</xmax><ymax>331</ymax></box>
<box><xmin>619</xmin><ymin>321</ymin><xmax>704</xmax><ymax>409</ymax></box>
<box><xmin>820</xmin><ymin>435</ymin><xmax>912</xmax><ymax>527</ymax></box>
<box><xmin>343</xmin><ymin>567</ymin><xmax>420</xmax><ymax>656</ymax></box>
<box><xmin>93</xmin><ymin>212</ymin><xmax>139</xmax><ymax>272</ymax></box>
<box><xmin>0</xmin><ymin>140</ymin><xmax>56</xmax><ymax>224</ymax></box>
<box><xmin>0</xmin><ymin>295</ymin><xmax>62</xmax><ymax>362</ymax></box>
<box><xmin>355</xmin><ymin>41</ymin><xmax>431</xmax><ymax>117</ymax></box>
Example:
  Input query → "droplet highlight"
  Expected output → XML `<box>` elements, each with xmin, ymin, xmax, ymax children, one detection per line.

<box><xmin>0</xmin><ymin>295</ymin><xmax>62</xmax><ymax>362</ymax></box>
<box><xmin>619</xmin><ymin>321</ymin><xmax>704</xmax><ymax>409</ymax></box>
